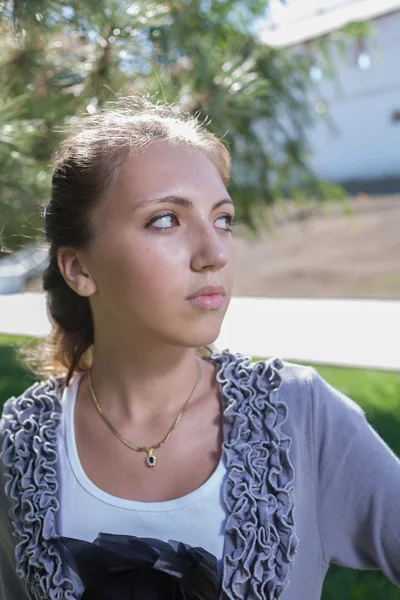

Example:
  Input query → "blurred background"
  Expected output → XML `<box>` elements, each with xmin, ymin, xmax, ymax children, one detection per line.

<box><xmin>1</xmin><ymin>1</ymin><xmax>400</xmax><ymax>598</ymax></box>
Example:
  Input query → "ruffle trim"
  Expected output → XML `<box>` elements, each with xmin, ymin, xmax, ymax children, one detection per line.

<box><xmin>0</xmin><ymin>351</ymin><xmax>298</xmax><ymax>600</ymax></box>
<box><xmin>0</xmin><ymin>376</ymin><xmax>76</xmax><ymax>600</ymax></box>
<box><xmin>208</xmin><ymin>350</ymin><xmax>299</xmax><ymax>600</ymax></box>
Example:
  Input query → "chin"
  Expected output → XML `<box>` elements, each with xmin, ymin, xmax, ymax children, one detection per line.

<box><xmin>168</xmin><ymin>322</ymin><xmax>223</xmax><ymax>350</ymax></box>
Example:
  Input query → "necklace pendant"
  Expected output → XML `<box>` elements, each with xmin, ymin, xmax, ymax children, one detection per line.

<box><xmin>145</xmin><ymin>450</ymin><xmax>157</xmax><ymax>468</ymax></box>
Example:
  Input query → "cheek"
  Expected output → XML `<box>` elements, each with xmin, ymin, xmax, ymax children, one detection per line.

<box><xmin>96</xmin><ymin>234</ymin><xmax>188</xmax><ymax>298</ymax></box>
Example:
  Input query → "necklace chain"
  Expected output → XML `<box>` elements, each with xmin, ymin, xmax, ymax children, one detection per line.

<box><xmin>88</xmin><ymin>358</ymin><xmax>202</xmax><ymax>467</ymax></box>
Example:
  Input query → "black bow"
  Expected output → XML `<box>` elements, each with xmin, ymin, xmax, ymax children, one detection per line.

<box><xmin>57</xmin><ymin>533</ymin><xmax>220</xmax><ymax>600</ymax></box>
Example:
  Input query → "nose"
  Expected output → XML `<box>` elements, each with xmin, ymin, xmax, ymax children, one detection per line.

<box><xmin>190</xmin><ymin>222</ymin><xmax>231</xmax><ymax>273</ymax></box>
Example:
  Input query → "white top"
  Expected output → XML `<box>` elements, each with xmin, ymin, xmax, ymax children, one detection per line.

<box><xmin>57</xmin><ymin>371</ymin><xmax>227</xmax><ymax>569</ymax></box>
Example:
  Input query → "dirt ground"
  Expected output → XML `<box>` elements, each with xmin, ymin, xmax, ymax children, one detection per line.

<box><xmin>232</xmin><ymin>195</ymin><xmax>400</xmax><ymax>299</ymax></box>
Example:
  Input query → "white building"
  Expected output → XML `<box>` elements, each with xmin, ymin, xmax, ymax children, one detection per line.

<box><xmin>259</xmin><ymin>1</ymin><xmax>400</xmax><ymax>187</ymax></box>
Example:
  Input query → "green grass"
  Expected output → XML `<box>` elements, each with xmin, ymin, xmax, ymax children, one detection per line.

<box><xmin>311</xmin><ymin>363</ymin><xmax>400</xmax><ymax>456</ymax></box>
<box><xmin>1</xmin><ymin>337</ymin><xmax>400</xmax><ymax>598</ymax></box>
<box><xmin>308</xmin><ymin>364</ymin><xmax>400</xmax><ymax>599</ymax></box>
<box><xmin>0</xmin><ymin>334</ymin><xmax>38</xmax><ymax>404</ymax></box>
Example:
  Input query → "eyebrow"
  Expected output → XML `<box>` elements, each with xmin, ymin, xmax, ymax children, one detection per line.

<box><xmin>132</xmin><ymin>195</ymin><xmax>234</xmax><ymax>212</ymax></box>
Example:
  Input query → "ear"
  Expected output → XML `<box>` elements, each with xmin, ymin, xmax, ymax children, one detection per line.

<box><xmin>57</xmin><ymin>248</ymin><xmax>97</xmax><ymax>297</ymax></box>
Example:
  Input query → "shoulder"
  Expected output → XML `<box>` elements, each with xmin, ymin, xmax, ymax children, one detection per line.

<box><xmin>211</xmin><ymin>349</ymin><xmax>315</xmax><ymax>421</ymax></box>
<box><xmin>212</xmin><ymin>349</ymin><xmax>312</xmax><ymax>392</ymax></box>
<box><xmin>0</xmin><ymin>376</ymin><xmax>65</xmax><ymax>463</ymax></box>
<box><xmin>1</xmin><ymin>376</ymin><xmax>64</xmax><ymax>420</ymax></box>
<box><xmin>267</xmin><ymin>356</ymin><xmax>314</xmax><ymax>391</ymax></box>
<box><xmin>246</xmin><ymin>355</ymin><xmax>314</xmax><ymax>401</ymax></box>
<box><xmin>252</xmin><ymin>356</ymin><xmax>365</xmax><ymax>423</ymax></box>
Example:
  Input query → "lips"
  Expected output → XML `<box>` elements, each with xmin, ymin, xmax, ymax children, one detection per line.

<box><xmin>187</xmin><ymin>285</ymin><xmax>226</xmax><ymax>310</ymax></box>
<box><xmin>187</xmin><ymin>285</ymin><xmax>226</xmax><ymax>299</ymax></box>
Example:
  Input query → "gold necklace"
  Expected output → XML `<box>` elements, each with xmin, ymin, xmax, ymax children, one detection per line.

<box><xmin>88</xmin><ymin>358</ymin><xmax>202</xmax><ymax>468</ymax></box>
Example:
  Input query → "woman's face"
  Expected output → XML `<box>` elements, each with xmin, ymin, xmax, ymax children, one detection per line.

<box><xmin>84</xmin><ymin>140</ymin><xmax>235</xmax><ymax>349</ymax></box>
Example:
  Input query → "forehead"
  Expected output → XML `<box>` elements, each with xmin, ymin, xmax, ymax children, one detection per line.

<box><xmin>111</xmin><ymin>141</ymin><xmax>227</xmax><ymax>205</ymax></box>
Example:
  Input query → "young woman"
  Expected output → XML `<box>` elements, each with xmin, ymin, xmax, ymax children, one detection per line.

<box><xmin>1</xmin><ymin>97</ymin><xmax>399</xmax><ymax>600</ymax></box>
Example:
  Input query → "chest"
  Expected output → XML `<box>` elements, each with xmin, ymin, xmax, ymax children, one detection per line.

<box><xmin>58</xmin><ymin>445</ymin><xmax>227</xmax><ymax>566</ymax></box>
<box><xmin>73</xmin><ymin>383</ymin><xmax>223</xmax><ymax>503</ymax></box>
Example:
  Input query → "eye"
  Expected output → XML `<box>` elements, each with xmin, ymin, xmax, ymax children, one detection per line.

<box><xmin>215</xmin><ymin>214</ymin><xmax>236</xmax><ymax>232</ymax></box>
<box><xmin>146</xmin><ymin>212</ymin><xmax>179</xmax><ymax>231</ymax></box>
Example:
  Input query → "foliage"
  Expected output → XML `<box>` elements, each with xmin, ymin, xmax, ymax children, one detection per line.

<box><xmin>0</xmin><ymin>92</ymin><xmax>48</xmax><ymax>250</ymax></box>
<box><xmin>0</xmin><ymin>0</ymin><xmax>343</xmax><ymax>252</ymax></box>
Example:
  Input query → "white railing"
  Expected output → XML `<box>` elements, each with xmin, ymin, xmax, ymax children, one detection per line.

<box><xmin>0</xmin><ymin>293</ymin><xmax>399</xmax><ymax>371</ymax></box>
<box><xmin>216</xmin><ymin>297</ymin><xmax>400</xmax><ymax>371</ymax></box>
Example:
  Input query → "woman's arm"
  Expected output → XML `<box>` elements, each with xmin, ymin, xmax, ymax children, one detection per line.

<box><xmin>310</xmin><ymin>369</ymin><xmax>400</xmax><ymax>586</ymax></box>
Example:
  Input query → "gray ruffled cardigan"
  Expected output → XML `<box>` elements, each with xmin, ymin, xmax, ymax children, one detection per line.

<box><xmin>1</xmin><ymin>350</ymin><xmax>400</xmax><ymax>600</ymax></box>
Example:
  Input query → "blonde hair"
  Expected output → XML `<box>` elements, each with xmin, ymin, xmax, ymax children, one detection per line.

<box><xmin>28</xmin><ymin>96</ymin><xmax>230</xmax><ymax>385</ymax></box>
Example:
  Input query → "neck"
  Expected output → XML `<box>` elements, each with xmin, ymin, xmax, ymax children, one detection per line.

<box><xmin>86</xmin><ymin>334</ymin><xmax>206</xmax><ymax>422</ymax></box>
